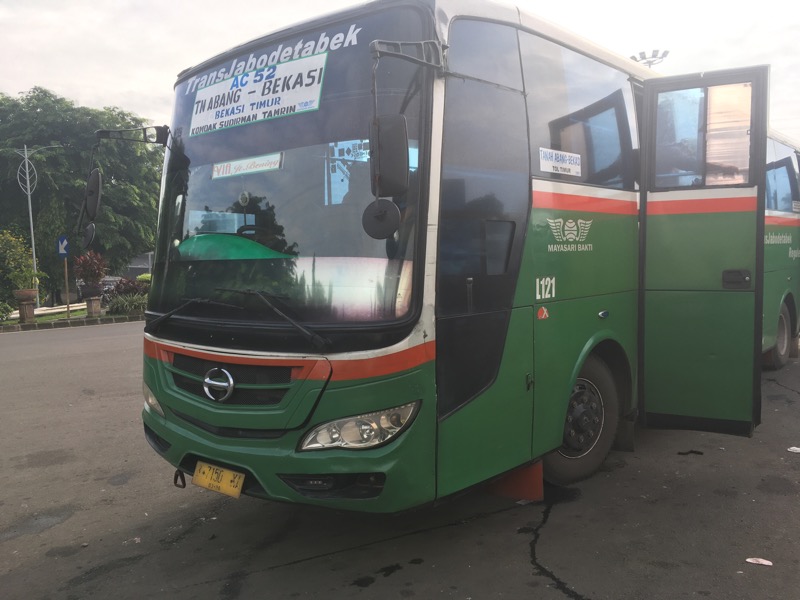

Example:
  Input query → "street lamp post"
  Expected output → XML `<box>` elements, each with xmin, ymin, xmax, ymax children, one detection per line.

<box><xmin>14</xmin><ymin>144</ymin><xmax>63</xmax><ymax>307</ymax></box>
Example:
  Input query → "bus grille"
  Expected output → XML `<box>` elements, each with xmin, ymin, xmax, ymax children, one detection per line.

<box><xmin>168</xmin><ymin>354</ymin><xmax>292</xmax><ymax>406</ymax></box>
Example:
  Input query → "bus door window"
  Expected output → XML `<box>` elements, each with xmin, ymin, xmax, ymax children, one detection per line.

<box><xmin>652</xmin><ymin>83</ymin><xmax>752</xmax><ymax>189</ymax></box>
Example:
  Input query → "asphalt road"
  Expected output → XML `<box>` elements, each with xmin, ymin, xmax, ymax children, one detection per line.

<box><xmin>1</xmin><ymin>322</ymin><xmax>798</xmax><ymax>599</ymax></box>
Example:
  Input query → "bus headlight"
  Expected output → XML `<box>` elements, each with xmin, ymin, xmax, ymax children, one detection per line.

<box><xmin>300</xmin><ymin>401</ymin><xmax>420</xmax><ymax>450</ymax></box>
<box><xmin>143</xmin><ymin>382</ymin><xmax>165</xmax><ymax>417</ymax></box>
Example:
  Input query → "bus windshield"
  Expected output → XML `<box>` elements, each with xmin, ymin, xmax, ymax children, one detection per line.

<box><xmin>150</xmin><ymin>6</ymin><xmax>428</xmax><ymax>329</ymax></box>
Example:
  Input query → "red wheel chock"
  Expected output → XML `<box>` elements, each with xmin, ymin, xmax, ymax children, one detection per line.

<box><xmin>488</xmin><ymin>460</ymin><xmax>544</xmax><ymax>502</ymax></box>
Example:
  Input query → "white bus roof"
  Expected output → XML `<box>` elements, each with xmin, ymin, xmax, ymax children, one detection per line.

<box><xmin>177</xmin><ymin>0</ymin><xmax>657</xmax><ymax>84</ymax></box>
<box><xmin>769</xmin><ymin>128</ymin><xmax>800</xmax><ymax>151</ymax></box>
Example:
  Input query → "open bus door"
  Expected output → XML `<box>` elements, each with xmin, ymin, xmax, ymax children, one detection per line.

<box><xmin>640</xmin><ymin>66</ymin><xmax>769</xmax><ymax>434</ymax></box>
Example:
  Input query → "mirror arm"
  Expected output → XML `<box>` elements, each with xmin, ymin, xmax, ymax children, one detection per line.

<box><xmin>94</xmin><ymin>125</ymin><xmax>170</xmax><ymax>147</ymax></box>
<box><xmin>369</xmin><ymin>40</ymin><xmax>443</xmax><ymax>199</ymax></box>
<box><xmin>369</xmin><ymin>40</ymin><xmax>445</xmax><ymax>73</ymax></box>
<box><xmin>79</xmin><ymin>125</ymin><xmax>169</xmax><ymax>248</ymax></box>
<box><xmin>370</xmin><ymin>55</ymin><xmax>381</xmax><ymax>201</ymax></box>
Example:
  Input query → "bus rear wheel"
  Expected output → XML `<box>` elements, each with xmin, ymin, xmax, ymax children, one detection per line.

<box><xmin>543</xmin><ymin>355</ymin><xmax>619</xmax><ymax>486</ymax></box>
<box><xmin>764</xmin><ymin>303</ymin><xmax>792</xmax><ymax>370</ymax></box>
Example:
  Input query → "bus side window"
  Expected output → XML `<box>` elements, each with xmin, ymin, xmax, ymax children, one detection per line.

<box><xmin>520</xmin><ymin>31</ymin><xmax>637</xmax><ymax>190</ymax></box>
<box><xmin>438</xmin><ymin>19</ymin><xmax>528</xmax><ymax>317</ymax></box>
<box><xmin>437</xmin><ymin>78</ymin><xmax>528</xmax><ymax>315</ymax></box>
<box><xmin>766</xmin><ymin>159</ymin><xmax>798</xmax><ymax>212</ymax></box>
<box><xmin>437</xmin><ymin>20</ymin><xmax>529</xmax><ymax>416</ymax></box>
<box><xmin>766</xmin><ymin>137</ymin><xmax>800</xmax><ymax>213</ymax></box>
<box><xmin>447</xmin><ymin>18</ymin><xmax>523</xmax><ymax>89</ymax></box>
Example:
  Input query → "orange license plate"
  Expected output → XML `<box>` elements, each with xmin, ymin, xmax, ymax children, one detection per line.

<box><xmin>191</xmin><ymin>461</ymin><xmax>245</xmax><ymax>499</ymax></box>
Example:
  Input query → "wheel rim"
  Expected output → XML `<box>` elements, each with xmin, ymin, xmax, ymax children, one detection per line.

<box><xmin>559</xmin><ymin>377</ymin><xmax>605</xmax><ymax>459</ymax></box>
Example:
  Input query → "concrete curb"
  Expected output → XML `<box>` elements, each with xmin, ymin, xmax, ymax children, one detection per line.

<box><xmin>0</xmin><ymin>314</ymin><xmax>144</xmax><ymax>333</ymax></box>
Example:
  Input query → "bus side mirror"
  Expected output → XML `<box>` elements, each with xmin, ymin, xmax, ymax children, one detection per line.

<box><xmin>85</xmin><ymin>168</ymin><xmax>102</xmax><ymax>220</ymax></box>
<box><xmin>369</xmin><ymin>114</ymin><xmax>409</xmax><ymax>198</ymax></box>
<box><xmin>95</xmin><ymin>125</ymin><xmax>169</xmax><ymax>147</ymax></box>
<box><xmin>82</xmin><ymin>222</ymin><xmax>96</xmax><ymax>249</ymax></box>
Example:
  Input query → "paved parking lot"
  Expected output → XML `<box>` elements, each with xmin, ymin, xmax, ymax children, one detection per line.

<box><xmin>1</xmin><ymin>322</ymin><xmax>798</xmax><ymax>599</ymax></box>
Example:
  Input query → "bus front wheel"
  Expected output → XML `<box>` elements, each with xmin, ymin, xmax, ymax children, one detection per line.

<box><xmin>543</xmin><ymin>355</ymin><xmax>619</xmax><ymax>486</ymax></box>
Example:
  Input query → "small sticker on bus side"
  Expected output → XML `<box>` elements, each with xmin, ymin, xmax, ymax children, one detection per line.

<box><xmin>212</xmin><ymin>152</ymin><xmax>284</xmax><ymax>179</ymax></box>
<box><xmin>539</xmin><ymin>148</ymin><xmax>582</xmax><ymax>177</ymax></box>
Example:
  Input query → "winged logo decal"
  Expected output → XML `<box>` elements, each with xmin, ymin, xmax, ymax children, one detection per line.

<box><xmin>546</xmin><ymin>218</ymin><xmax>593</xmax><ymax>242</ymax></box>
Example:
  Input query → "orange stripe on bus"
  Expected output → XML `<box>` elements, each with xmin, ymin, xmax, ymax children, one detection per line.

<box><xmin>143</xmin><ymin>337</ymin><xmax>160</xmax><ymax>360</ymax></box>
<box><xmin>145</xmin><ymin>337</ymin><xmax>316</xmax><ymax>367</ymax></box>
<box><xmin>647</xmin><ymin>195</ymin><xmax>756</xmax><ymax>215</ymax></box>
<box><xmin>144</xmin><ymin>337</ymin><xmax>325</xmax><ymax>380</ymax></box>
<box><xmin>765</xmin><ymin>216</ymin><xmax>800</xmax><ymax>227</ymax></box>
<box><xmin>144</xmin><ymin>338</ymin><xmax>436</xmax><ymax>382</ymax></box>
<box><xmin>532</xmin><ymin>190</ymin><xmax>638</xmax><ymax>215</ymax></box>
<box><xmin>328</xmin><ymin>341</ymin><xmax>436</xmax><ymax>381</ymax></box>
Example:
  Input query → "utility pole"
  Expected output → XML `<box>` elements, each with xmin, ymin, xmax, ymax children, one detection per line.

<box><xmin>14</xmin><ymin>144</ymin><xmax>64</xmax><ymax>307</ymax></box>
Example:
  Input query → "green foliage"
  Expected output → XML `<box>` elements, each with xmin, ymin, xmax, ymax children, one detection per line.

<box><xmin>0</xmin><ymin>230</ymin><xmax>33</xmax><ymax>301</ymax></box>
<box><xmin>107</xmin><ymin>292</ymin><xmax>148</xmax><ymax>315</ymax></box>
<box><xmin>135</xmin><ymin>273</ymin><xmax>151</xmax><ymax>284</ymax></box>
<box><xmin>0</xmin><ymin>87</ymin><xmax>162</xmax><ymax>294</ymax></box>
<box><xmin>0</xmin><ymin>301</ymin><xmax>13</xmax><ymax>321</ymax></box>
<box><xmin>73</xmin><ymin>250</ymin><xmax>108</xmax><ymax>285</ymax></box>
<box><xmin>8</xmin><ymin>265</ymin><xmax>47</xmax><ymax>290</ymax></box>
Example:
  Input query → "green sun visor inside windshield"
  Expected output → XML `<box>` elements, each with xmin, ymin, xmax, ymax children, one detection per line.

<box><xmin>177</xmin><ymin>233</ymin><xmax>295</xmax><ymax>261</ymax></box>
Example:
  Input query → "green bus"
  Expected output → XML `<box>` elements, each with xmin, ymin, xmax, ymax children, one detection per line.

<box><xmin>86</xmin><ymin>0</ymin><xmax>780</xmax><ymax>512</ymax></box>
<box><xmin>762</xmin><ymin>131</ymin><xmax>800</xmax><ymax>368</ymax></box>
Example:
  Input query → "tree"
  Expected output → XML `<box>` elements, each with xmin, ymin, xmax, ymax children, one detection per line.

<box><xmin>0</xmin><ymin>229</ymin><xmax>29</xmax><ymax>304</ymax></box>
<box><xmin>0</xmin><ymin>88</ymin><xmax>163</xmax><ymax>303</ymax></box>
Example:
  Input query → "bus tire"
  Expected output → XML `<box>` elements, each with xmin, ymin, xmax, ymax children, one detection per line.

<box><xmin>543</xmin><ymin>355</ymin><xmax>619</xmax><ymax>486</ymax></box>
<box><xmin>764</xmin><ymin>303</ymin><xmax>792</xmax><ymax>370</ymax></box>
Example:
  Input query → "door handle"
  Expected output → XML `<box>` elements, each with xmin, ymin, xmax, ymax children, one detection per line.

<box><xmin>722</xmin><ymin>269</ymin><xmax>751</xmax><ymax>290</ymax></box>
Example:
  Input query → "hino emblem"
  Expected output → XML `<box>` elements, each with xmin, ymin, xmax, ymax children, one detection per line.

<box><xmin>203</xmin><ymin>367</ymin><xmax>235</xmax><ymax>402</ymax></box>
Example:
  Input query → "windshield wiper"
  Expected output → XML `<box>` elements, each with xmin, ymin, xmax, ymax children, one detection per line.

<box><xmin>216</xmin><ymin>287</ymin><xmax>331</xmax><ymax>350</ymax></box>
<box><xmin>144</xmin><ymin>298</ymin><xmax>244</xmax><ymax>334</ymax></box>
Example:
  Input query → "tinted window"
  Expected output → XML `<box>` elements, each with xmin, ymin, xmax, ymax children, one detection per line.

<box><xmin>520</xmin><ymin>32</ymin><xmax>636</xmax><ymax>189</ymax></box>
<box><xmin>767</xmin><ymin>137</ymin><xmax>800</xmax><ymax>212</ymax></box>
<box><xmin>766</xmin><ymin>158</ymin><xmax>798</xmax><ymax>212</ymax></box>
<box><xmin>438</xmin><ymin>77</ymin><xmax>529</xmax><ymax>316</ymax></box>
<box><xmin>447</xmin><ymin>19</ymin><xmax>523</xmax><ymax>89</ymax></box>
<box><xmin>437</xmin><ymin>21</ymin><xmax>529</xmax><ymax>417</ymax></box>
<box><xmin>767</xmin><ymin>137</ymin><xmax>800</xmax><ymax>167</ymax></box>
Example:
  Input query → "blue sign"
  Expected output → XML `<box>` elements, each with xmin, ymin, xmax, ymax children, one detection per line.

<box><xmin>57</xmin><ymin>236</ymin><xmax>69</xmax><ymax>258</ymax></box>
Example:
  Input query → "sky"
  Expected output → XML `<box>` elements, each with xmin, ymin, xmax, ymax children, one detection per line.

<box><xmin>1</xmin><ymin>0</ymin><xmax>799</xmax><ymax>142</ymax></box>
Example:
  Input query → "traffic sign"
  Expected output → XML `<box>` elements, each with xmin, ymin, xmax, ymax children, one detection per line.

<box><xmin>57</xmin><ymin>235</ymin><xmax>69</xmax><ymax>257</ymax></box>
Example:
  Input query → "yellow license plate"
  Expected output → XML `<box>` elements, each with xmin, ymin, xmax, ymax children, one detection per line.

<box><xmin>191</xmin><ymin>460</ymin><xmax>245</xmax><ymax>499</ymax></box>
